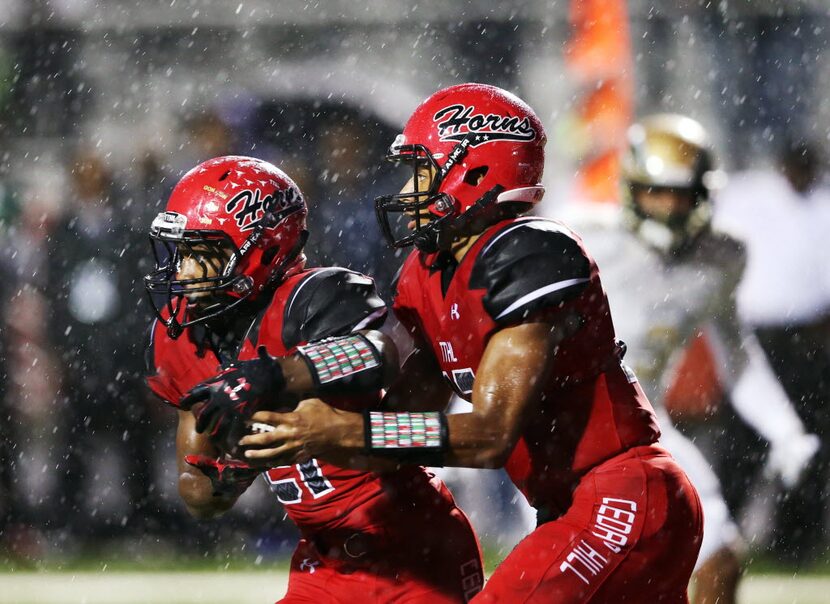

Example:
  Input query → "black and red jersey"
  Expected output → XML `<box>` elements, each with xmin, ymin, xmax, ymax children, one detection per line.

<box><xmin>146</xmin><ymin>266</ymin><xmax>430</xmax><ymax>534</ymax></box>
<box><xmin>393</xmin><ymin>217</ymin><xmax>661</xmax><ymax>515</ymax></box>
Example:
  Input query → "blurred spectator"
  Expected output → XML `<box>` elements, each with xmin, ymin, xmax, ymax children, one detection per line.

<box><xmin>308</xmin><ymin>113</ymin><xmax>402</xmax><ymax>297</ymax></box>
<box><xmin>0</xmin><ymin>171</ymin><xmax>62</xmax><ymax>560</ymax></box>
<box><xmin>186</xmin><ymin>111</ymin><xmax>236</xmax><ymax>160</ymax></box>
<box><xmin>169</xmin><ymin>110</ymin><xmax>240</xmax><ymax>180</ymax></box>
<box><xmin>0</xmin><ymin>179</ymin><xmax>19</xmax><ymax>550</ymax></box>
<box><xmin>46</xmin><ymin>148</ymin><xmax>158</xmax><ymax>543</ymax></box>
<box><xmin>126</xmin><ymin>150</ymin><xmax>177</xmax><ymax>226</ymax></box>
<box><xmin>714</xmin><ymin>140</ymin><xmax>830</xmax><ymax>564</ymax></box>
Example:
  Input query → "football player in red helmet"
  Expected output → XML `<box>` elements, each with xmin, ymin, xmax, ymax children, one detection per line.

<box><xmin>200</xmin><ymin>86</ymin><xmax>704</xmax><ymax>602</ymax></box>
<box><xmin>145</xmin><ymin>156</ymin><xmax>308</xmax><ymax>339</ymax></box>
<box><xmin>373</xmin><ymin>84</ymin><xmax>545</xmax><ymax>253</ymax></box>
<box><xmin>144</xmin><ymin>156</ymin><xmax>483</xmax><ymax>603</ymax></box>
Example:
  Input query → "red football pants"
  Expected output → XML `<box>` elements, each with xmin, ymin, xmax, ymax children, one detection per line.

<box><xmin>276</xmin><ymin>479</ymin><xmax>483</xmax><ymax>603</ymax></box>
<box><xmin>473</xmin><ymin>445</ymin><xmax>703</xmax><ymax>603</ymax></box>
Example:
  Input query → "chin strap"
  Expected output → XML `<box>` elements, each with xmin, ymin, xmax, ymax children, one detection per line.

<box><xmin>449</xmin><ymin>184</ymin><xmax>505</xmax><ymax>232</ymax></box>
<box><xmin>415</xmin><ymin>185</ymin><xmax>506</xmax><ymax>253</ymax></box>
<box><xmin>413</xmin><ymin>211</ymin><xmax>455</xmax><ymax>253</ymax></box>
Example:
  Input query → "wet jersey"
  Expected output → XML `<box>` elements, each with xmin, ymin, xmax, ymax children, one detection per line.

<box><xmin>393</xmin><ymin>217</ymin><xmax>660</xmax><ymax>515</ymax></box>
<box><xmin>147</xmin><ymin>267</ymin><xmax>427</xmax><ymax>534</ymax></box>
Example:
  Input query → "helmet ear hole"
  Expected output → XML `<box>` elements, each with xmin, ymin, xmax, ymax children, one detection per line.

<box><xmin>463</xmin><ymin>166</ymin><xmax>488</xmax><ymax>186</ymax></box>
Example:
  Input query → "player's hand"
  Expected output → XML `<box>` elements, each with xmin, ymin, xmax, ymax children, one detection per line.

<box><xmin>180</xmin><ymin>347</ymin><xmax>286</xmax><ymax>452</ymax></box>
<box><xmin>765</xmin><ymin>432</ymin><xmax>821</xmax><ymax>489</ymax></box>
<box><xmin>238</xmin><ymin>399</ymin><xmax>365</xmax><ymax>467</ymax></box>
<box><xmin>184</xmin><ymin>454</ymin><xmax>261</xmax><ymax>498</ymax></box>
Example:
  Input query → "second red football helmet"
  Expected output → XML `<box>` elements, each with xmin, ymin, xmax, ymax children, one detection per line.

<box><xmin>375</xmin><ymin>83</ymin><xmax>546</xmax><ymax>251</ymax></box>
<box><xmin>145</xmin><ymin>155</ymin><xmax>308</xmax><ymax>337</ymax></box>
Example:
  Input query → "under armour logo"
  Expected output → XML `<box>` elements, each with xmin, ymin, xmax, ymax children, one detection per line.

<box><xmin>450</xmin><ymin>303</ymin><xmax>460</xmax><ymax>320</ymax></box>
<box><xmin>300</xmin><ymin>557</ymin><xmax>320</xmax><ymax>574</ymax></box>
<box><xmin>223</xmin><ymin>378</ymin><xmax>251</xmax><ymax>401</ymax></box>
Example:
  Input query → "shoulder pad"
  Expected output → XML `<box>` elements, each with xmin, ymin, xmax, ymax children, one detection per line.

<box><xmin>470</xmin><ymin>219</ymin><xmax>591</xmax><ymax>324</ymax></box>
<box><xmin>282</xmin><ymin>267</ymin><xmax>387</xmax><ymax>349</ymax></box>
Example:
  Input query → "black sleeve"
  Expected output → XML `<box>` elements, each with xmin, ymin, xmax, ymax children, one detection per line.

<box><xmin>282</xmin><ymin>268</ymin><xmax>388</xmax><ymax>349</ymax></box>
<box><xmin>470</xmin><ymin>220</ymin><xmax>591</xmax><ymax>325</ymax></box>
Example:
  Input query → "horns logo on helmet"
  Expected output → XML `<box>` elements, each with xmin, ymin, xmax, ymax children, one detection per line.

<box><xmin>225</xmin><ymin>185</ymin><xmax>303</xmax><ymax>232</ymax></box>
<box><xmin>433</xmin><ymin>104</ymin><xmax>538</xmax><ymax>146</ymax></box>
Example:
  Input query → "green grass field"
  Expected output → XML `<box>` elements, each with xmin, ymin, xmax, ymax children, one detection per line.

<box><xmin>3</xmin><ymin>546</ymin><xmax>829</xmax><ymax>603</ymax></box>
<box><xmin>1</xmin><ymin>570</ymin><xmax>829</xmax><ymax>603</ymax></box>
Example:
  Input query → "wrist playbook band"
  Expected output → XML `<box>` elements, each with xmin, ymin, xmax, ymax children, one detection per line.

<box><xmin>363</xmin><ymin>411</ymin><xmax>449</xmax><ymax>467</ymax></box>
<box><xmin>297</xmin><ymin>333</ymin><xmax>384</xmax><ymax>392</ymax></box>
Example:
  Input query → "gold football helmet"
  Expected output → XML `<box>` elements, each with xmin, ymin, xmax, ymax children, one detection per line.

<box><xmin>621</xmin><ymin>114</ymin><xmax>723</xmax><ymax>253</ymax></box>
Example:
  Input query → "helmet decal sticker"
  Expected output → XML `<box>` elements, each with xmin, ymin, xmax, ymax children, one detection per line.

<box><xmin>438</xmin><ymin>138</ymin><xmax>471</xmax><ymax>180</ymax></box>
<box><xmin>433</xmin><ymin>104</ymin><xmax>537</xmax><ymax>146</ymax></box>
<box><xmin>201</xmin><ymin>184</ymin><xmax>229</xmax><ymax>201</ymax></box>
<box><xmin>225</xmin><ymin>185</ymin><xmax>303</xmax><ymax>232</ymax></box>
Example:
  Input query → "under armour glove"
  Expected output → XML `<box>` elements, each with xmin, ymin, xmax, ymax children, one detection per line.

<box><xmin>180</xmin><ymin>346</ymin><xmax>286</xmax><ymax>451</ymax></box>
<box><xmin>184</xmin><ymin>454</ymin><xmax>261</xmax><ymax>498</ymax></box>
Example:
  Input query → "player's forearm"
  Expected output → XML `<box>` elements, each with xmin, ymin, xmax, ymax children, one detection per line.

<box><xmin>176</xmin><ymin>411</ymin><xmax>240</xmax><ymax>518</ymax></box>
<box><xmin>310</xmin><ymin>407</ymin><xmax>515</xmax><ymax>469</ymax></box>
<box><xmin>241</xmin><ymin>323</ymin><xmax>549</xmax><ymax>469</ymax></box>
<box><xmin>277</xmin><ymin>330</ymin><xmax>399</xmax><ymax>397</ymax></box>
<box><xmin>241</xmin><ymin>400</ymin><xmax>520</xmax><ymax>470</ymax></box>
<box><xmin>272</xmin><ymin>323</ymin><xmax>544</xmax><ymax>468</ymax></box>
<box><xmin>444</xmin><ymin>412</ymin><xmax>517</xmax><ymax>468</ymax></box>
<box><xmin>178</xmin><ymin>471</ymin><xmax>237</xmax><ymax>519</ymax></box>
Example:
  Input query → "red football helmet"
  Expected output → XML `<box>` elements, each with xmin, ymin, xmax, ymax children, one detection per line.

<box><xmin>145</xmin><ymin>155</ymin><xmax>308</xmax><ymax>338</ymax></box>
<box><xmin>375</xmin><ymin>83</ymin><xmax>546</xmax><ymax>251</ymax></box>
